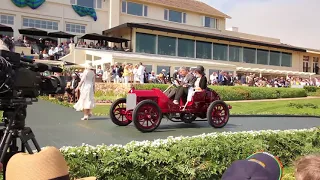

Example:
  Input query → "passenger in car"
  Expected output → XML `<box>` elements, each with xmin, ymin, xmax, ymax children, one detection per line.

<box><xmin>194</xmin><ymin>66</ymin><xmax>207</xmax><ymax>91</ymax></box>
<box><xmin>173</xmin><ymin>67</ymin><xmax>196</xmax><ymax>104</ymax></box>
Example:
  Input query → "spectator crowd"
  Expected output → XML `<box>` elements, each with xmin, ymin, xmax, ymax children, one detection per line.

<box><xmin>90</xmin><ymin>62</ymin><xmax>318</xmax><ymax>88</ymax></box>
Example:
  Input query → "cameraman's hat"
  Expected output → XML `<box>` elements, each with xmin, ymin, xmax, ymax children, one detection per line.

<box><xmin>6</xmin><ymin>146</ymin><xmax>96</xmax><ymax>180</ymax></box>
<box><xmin>221</xmin><ymin>152</ymin><xmax>283</xmax><ymax>180</ymax></box>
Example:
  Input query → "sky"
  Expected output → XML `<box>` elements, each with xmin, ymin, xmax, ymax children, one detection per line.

<box><xmin>200</xmin><ymin>0</ymin><xmax>319</xmax><ymax>49</ymax></box>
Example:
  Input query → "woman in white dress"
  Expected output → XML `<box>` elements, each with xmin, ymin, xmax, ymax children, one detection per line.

<box><xmin>74</xmin><ymin>61</ymin><xmax>96</xmax><ymax>120</ymax></box>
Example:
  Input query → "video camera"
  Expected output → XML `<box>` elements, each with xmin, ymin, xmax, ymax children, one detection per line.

<box><xmin>0</xmin><ymin>50</ymin><xmax>64</xmax><ymax>101</ymax></box>
<box><xmin>0</xmin><ymin>50</ymin><xmax>65</xmax><ymax>179</ymax></box>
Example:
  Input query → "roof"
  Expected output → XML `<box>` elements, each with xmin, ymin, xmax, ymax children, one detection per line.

<box><xmin>137</xmin><ymin>0</ymin><xmax>231</xmax><ymax>19</ymax></box>
<box><xmin>103</xmin><ymin>23</ymin><xmax>306</xmax><ymax>52</ymax></box>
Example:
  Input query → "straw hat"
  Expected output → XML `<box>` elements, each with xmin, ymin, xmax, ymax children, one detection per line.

<box><xmin>6</xmin><ymin>146</ymin><xmax>96</xmax><ymax>180</ymax></box>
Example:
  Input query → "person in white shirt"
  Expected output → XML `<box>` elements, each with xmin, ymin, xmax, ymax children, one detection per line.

<box><xmin>210</xmin><ymin>72</ymin><xmax>218</xmax><ymax>85</ymax></box>
<box><xmin>137</xmin><ymin>62</ymin><xmax>145</xmax><ymax>84</ymax></box>
<box><xmin>54</xmin><ymin>45</ymin><xmax>63</xmax><ymax>60</ymax></box>
<box><xmin>133</xmin><ymin>64</ymin><xmax>139</xmax><ymax>83</ymax></box>
<box><xmin>148</xmin><ymin>71</ymin><xmax>156</xmax><ymax>83</ymax></box>
<box><xmin>48</xmin><ymin>47</ymin><xmax>55</xmax><ymax>60</ymax></box>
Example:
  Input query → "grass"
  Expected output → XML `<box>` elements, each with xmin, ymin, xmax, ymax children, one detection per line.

<box><xmin>89</xmin><ymin>98</ymin><xmax>320</xmax><ymax>116</ymax></box>
<box><xmin>283</xmin><ymin>166</ymin><xmax>295</xmax><ymax>180</ymax></box>
<box><xmin>230</xmin><ymin>99</ymin><xmax>320</xmax><ymax>116</ymax></box>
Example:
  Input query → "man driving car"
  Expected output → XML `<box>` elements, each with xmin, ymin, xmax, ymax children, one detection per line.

<box><xmin>173</xmin><ymin>67</ymin><xmax>196</xmax><ymax>105</ymax></box>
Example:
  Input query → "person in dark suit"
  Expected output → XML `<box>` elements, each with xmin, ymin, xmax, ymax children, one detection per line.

<box><xmin>194</xmin><ymin>66</ymin><xmax>207</xmax><ymax>91</ymax></box>
<box><xmin>66</xmin><ymin>73</ymin><xmax>80</xmax><ymax>102</ymax></box>
<box><xmin>173</xmin><ymin>67</ymin><xmax>196</xmax><ymax>104</ymax></box>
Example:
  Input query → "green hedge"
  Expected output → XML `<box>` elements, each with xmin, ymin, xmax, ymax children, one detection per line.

<box><xmin>133</xmin><ymin>84</ymin><xmax>307</xmax><ymax>101</ymax></box>
<box><xmin>304</xmin><ymin>86</ymin><xmax>318</xmax><ymax>92</ymax></box>
<box><xmin>61</xmin><ymin>128</ymin><xmax>320</xmax><ymax>180</ymax></box>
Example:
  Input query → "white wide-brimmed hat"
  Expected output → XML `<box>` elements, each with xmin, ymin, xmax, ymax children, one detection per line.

<box><xmin>81</xmin><ymin>61</ymin><xmax>94</xmax><ymax>69</ymax></box>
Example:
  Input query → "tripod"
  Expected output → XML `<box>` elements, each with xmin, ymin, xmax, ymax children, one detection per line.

<box><xmin>0</xmin><ymin>100</ymin><xmax>41</xmax><ymax>180</ymax></box>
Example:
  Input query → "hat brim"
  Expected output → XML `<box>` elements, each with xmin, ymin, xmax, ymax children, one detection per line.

<box><xmin>76</xmin><ymin>177</ymin><xmax>96</xmax><ymax>180</ymax></box>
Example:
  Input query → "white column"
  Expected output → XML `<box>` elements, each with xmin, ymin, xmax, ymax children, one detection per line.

<box><xmin>109</xmin><ymin>0</ymin><xmax>120</xmax><ymax>29</ymax></box>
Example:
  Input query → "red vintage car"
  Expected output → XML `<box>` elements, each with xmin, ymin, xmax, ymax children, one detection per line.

<box><xmin>110</xmin><ymin>85</ymin><xmax>232</xmax><ymax>133</ymax></box>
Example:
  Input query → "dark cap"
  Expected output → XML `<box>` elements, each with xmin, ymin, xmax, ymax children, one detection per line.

<box><xmin>221</xmin><ymin>152</ymin><xmax>283</xmax><ymax>180</ymax></box>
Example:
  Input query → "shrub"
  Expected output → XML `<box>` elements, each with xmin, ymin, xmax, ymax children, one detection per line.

<box><xmin>132</xmin><ymin>84</ymin><xmax>307</xmax><ymax>101</ymax></box>
<box><xmin>60</xmin><ymin>128</ymin><xmax>320</xmax><ymax>180</ymax></box>
<box><xmin>304</xmin><ymin>86</ymin><xmax>318</xmax><ymax>92</ymax></box>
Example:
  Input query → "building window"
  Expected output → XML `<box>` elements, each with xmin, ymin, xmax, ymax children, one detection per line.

<box><xmin>203</xmin><ymin>16</ymin><xmax>218</xmax><ymax>29</ymax></box>
<box><xmin>158</xmin><ymin>35</ymin><xmax>176</xmax><ymax>56</ymax></box>
<box><xmin>313</xmin><ymin>57</ymin><xmax>319</xmax><ymax>74</ymax></box>
<box><xmin>23</xmin><ymin>18</ymin><xmax>58</xmax><ymax>30</ymax></box>
<box><xmin>144</xmin><ymin>65</ymin><xmax>152</xmax><ymax>73</ymax></box>
<box><xmin>122</xmin><ymin>1</ymin><xmax>148</xmax><ymax>17</ymax></box>
<box><xmin>0</xmin><ymin>14</ymin><xmax>14</xmax><ymax>25</ymax></box>
<box><xmin>213</xmin><ymin>43</ymin><xmax>227</xmax><ymax>61</ymax></box>
<box><xmin>136</xmin><ymin>33</ymin><xmax>156</xmax><ymax>54</ymax></box>
<box><xmin>281</xmin><ymin>53</ymin><xmax>292</xmax><ymax>67</ymax></box>
<box><xmin>196</xmin><ymin>41</ymin><xmax>212</xmax><ymax>59</ymax></box>
<box><xmin>229</xmin><ymin>45</ymin><xmax>242</xmax><ymax>62</ymax></box>
<box><xmin>71</xmin><ymin>0</ymin><xmax>102</xmax><ymax>9</ymax></box>
<box><xmin>157</xmin><ymin>66</ymin><xmax>170</xmax><ymax>74</ymax></box>
<box><xmin>164</xmin><ymin>9</ymin><xmax>186</xmax><ymax>23</ymax></box>
<box><xmin>243</xmin><ymin>47</ymin><xmax>256</xmax><ymax>64</ymax></box>
<box><xmin>269</xmin><ymin>51</ymin><xmax>281</xmax><ymax>66</ymax></box>
<box><xmin>66</xmin><ymin>23</ymin><xmax>86</xmax><ymax>33</ymax></box>
<box><xmin>303</xmin><ymin>56</ymin><xmax>310</xmax><ymax>72</ymax></box>
<box><xmin>178</xmin><ymin>38</ymin><xmax>194</xmax><ymax>58</ymax></box>
<box><xmin>256</xmin><ymin>49</ymin><xmax>269</xmax><ymax>65</ymax></box>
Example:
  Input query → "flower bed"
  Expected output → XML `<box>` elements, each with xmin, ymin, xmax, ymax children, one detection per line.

<box><xmin>94</xmin><ymin>83</ymin><xmax>307</xmax><ymax>101</ymax></box>
<box><xmin>60</xmin><ymin>128</ymin><xmax>320</xmax><ymax>180</ymax></box>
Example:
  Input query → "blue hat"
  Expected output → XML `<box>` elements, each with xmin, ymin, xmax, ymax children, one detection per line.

<box><xmin>221</xmin><ymin>152</ymin><xmax>283</xmax><ymax>180</ymax></box>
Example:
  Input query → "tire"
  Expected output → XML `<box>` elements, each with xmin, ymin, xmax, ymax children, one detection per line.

<box><xmin>133</xmin><ymin>100</ymin><xmax>162</xmax><ymax>133</ymax></box>
<box><xmin>180</xmin><ymin>113</ymin><xmax>196</xmax><ymax>123</ymax></box>
<box><xmin>109</xmin><ymin>98</ymin><xmax>131</xmax><ymax>126</ymax></box>
<box><xmin>207</xmin><ymin>100</ymin><xmax>229</xmax><ymax>128</ymax></box>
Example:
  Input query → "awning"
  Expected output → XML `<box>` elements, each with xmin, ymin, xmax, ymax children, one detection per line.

<box><xmin>48</xmin><ymin>31</ymin><xmax>76</xmax><ymax>38</ymax></box>
<box><xmin>0</xmin><ymin>24</ymin><xmax>13</xmax><ymax>32</ymax></box>
<box><xmin>19</xmin><ymin>28</ymin><xmax>48</xmax><ymax>36</ymax></box>
<box><xmin>80</xmin><ymin>33</ymin><xmax>129</xmax><ymax>43</ymax></box>
<box><xmin>236</xmin><ymin>67</ymin><xmax>316</xmax><ymax>76</ymax></box>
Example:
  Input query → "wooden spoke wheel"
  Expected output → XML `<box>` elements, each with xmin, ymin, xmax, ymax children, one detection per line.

<box><xmin>207</xmin><ymin>100</ymin><xmax>229</xmax><ymax>128</ymax></box>
<box><xmin>132</xmin><ymin>100</ymin><xmax>162</xmax><ymax>133</ymax></box>
<box><xmin>110</xmin><ymin>98</ymin><xmax>131</xmax><ymax>126</ymax></box>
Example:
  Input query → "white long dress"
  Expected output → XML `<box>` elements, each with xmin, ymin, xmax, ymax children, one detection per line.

<box><xmin>74</xmin><ymin>69</ymin><xmax>95</xmax><ymax>111</ymax></box>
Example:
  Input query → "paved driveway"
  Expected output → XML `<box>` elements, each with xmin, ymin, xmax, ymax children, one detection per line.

<box><xmin>23</xmin><ymin>100</ymin><xmax>320</xmax><ymax>148</ymax></box>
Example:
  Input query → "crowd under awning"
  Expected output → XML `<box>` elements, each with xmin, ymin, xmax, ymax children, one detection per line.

<box><xmin>236</xmin><ymin>67</ymin><xmax>316</xmax><ymax>76</ymax></box>
<box><xmin>79</xmin><ymin>33</ymin><xmax>130</xmax><ymax>43</ymax></box>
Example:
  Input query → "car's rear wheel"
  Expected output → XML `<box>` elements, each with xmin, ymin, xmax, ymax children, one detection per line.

<box><xmin>207</xmin><ymin>100</ymin><xmax>229</xmax><ymax>128</ymax></box>
<box><xmin>133</xmin><ymin>100</ymin><xmax>162</xmax><ymax>133</ymax></box>
<box><xmin>109</xmin><ymin>98</ymin><xmax>132</xmax><ymax>126</ymax></box>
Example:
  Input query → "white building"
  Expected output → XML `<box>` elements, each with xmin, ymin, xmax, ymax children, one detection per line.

<box><xmin>1</xmin><ymin>0</ymin><xmax>319</xmax><ymax>77</ymax></box>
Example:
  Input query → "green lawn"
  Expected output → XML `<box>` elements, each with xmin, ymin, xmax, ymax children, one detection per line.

<box><xmin>91</xmin><ymin>98</ymin><xmax>320</xmax><ymax>117</ymax></box>
<box><xmin>230</xmin><ymin>99</ymin><xmax>320</xmax><ymax>116</ymax></box>
<box><xmin>283</xmin><ymin>167</ymin><xmax>295</xmax><ymax>180</ymax></box>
